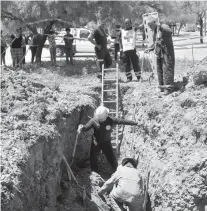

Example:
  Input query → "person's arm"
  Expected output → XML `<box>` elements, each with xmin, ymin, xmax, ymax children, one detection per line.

<box><xmin>119</xmin><ymin>30</ymin><xmax>123</xmax><ymax>51</ymax></box>
<box><xmin>77</xmin><ymin>119</ymin><xmax>94</xmax><ymax>133</ymax></box>
<box><xmin>98</xmin><ymin>170</ymin><xmax>120</xmax><ymax>195</ymax></box>
<box><xmin>111</xmin><ymin>117</ymin><xmax>138</xmax><ymax>126</ymax></box>
<box><xmin>159</xmin><ymin>23</ymin><xmax>172</xmax><ymax>35</ymax></box>
<box><xmin>88</xmin><ymin>30</ymin><xmax>101</xmax><ymax>49</ymax></box>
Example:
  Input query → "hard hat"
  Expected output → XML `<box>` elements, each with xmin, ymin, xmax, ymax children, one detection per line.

<box><xmin>94</xmin><ymin>106</ymin><xmax>109</xmax><ymax>119</ymax></box>
<box><xmin>122</xmin><ymin>157</ymin><xmax>138</xmax><ymax>168</ymax></box>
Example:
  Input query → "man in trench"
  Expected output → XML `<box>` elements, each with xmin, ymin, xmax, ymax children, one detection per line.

<box><xmin>88</xmin><ymin>22</ymin><xmax>112</xmax><ymax>79</ymax></box>
<box><xmin>77</xmin><ymin>106</ymin><xmax>138</xmax><ymax>173</ymax></box>
<box><xmin>145</xmin><ymin>17</ymin><xmax>175</xmax><ymax>95</ymax></box>
<box><xmin>98</xmin><ymin>157</ymin><xmax>151</xmax><ymax>211</ymax></box>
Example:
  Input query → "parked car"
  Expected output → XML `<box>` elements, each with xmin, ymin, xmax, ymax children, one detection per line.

<box><xmin>44</xmin><ymin>28</ymin><xmax>95</xmax><ymax>56</ymax></box>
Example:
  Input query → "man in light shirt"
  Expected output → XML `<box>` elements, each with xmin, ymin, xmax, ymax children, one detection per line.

<box><xmin>98</xmin><ymin>157</ymin><xmax>152</xmax><ymax>211</ymax></box>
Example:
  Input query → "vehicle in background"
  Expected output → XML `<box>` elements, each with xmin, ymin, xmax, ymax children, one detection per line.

<box><xmin>44</xmin><ymin>28</ymin><xmax>94</xmax><ymax>56</ymax></box>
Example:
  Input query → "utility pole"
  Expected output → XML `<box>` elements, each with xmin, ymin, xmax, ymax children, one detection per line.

<box><xmin>204</xmin><ymin>11</ymin><xmax>206</xmax><ymax>36</ymax></box>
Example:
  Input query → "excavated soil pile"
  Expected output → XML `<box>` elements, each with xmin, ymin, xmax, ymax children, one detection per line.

<box><xmin>120</xmin><ymin>58</ymin><xmax>207</xmax><ymax>211</ymax></box>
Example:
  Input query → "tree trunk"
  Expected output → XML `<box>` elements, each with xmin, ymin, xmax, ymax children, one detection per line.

<box><xmin>36</xmin><ymin>20</ymin><xmax>57</xmax><ymax>64</ymax></box>
<box><xmin>177</xmin><ymin>23</ymin><xmax>183</xmax><ymax>37</ymax></box>
<box><xmin>199</xmin><ymin>16</ymin><xmax>203</xmax><ymax>44</ymax></box>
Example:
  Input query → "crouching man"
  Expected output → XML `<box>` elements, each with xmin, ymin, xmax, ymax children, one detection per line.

<box><xmin>77</xmin><ymin>106</ymin><xmax>138</xmax><ymax>173</ymax></box>
<box><xmin>98</xmin><ymin>158</ymin><xmax>151</xmax><ymax>211</ymax></box>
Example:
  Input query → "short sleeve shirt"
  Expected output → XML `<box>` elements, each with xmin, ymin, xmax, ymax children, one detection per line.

<box><xmin>64</xmin><ymin>34</ymin><xmax>73</xmax><ymax>48</ymax></box>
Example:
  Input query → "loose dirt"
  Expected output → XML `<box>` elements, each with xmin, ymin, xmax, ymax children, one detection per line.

<box><xmin>1</xmin><ymin>57</ymin><xmax>207</xmax><ymax>211</ymax></box>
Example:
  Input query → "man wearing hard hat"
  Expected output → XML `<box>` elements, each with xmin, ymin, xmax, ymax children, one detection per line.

<box><xmin>77</xmin><ymin>106</ymin><xmax>138</xmax><ymax>173</ymax></box>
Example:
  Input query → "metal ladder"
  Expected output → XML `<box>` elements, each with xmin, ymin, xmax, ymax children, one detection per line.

<box><xmin>101</xmin><ymin>63</ymin><xmax>119</xmax><ymax>150</ymax></box>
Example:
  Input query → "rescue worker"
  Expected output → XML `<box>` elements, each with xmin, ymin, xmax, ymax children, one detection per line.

<box><xmin>88</xmin><ymin>22</ymin><xmax>112</xmax><ymax>79</ymax></box>
<box><xmin>120</xmin><ymin>19</ymin><xmax>142</xmax><ymax>82</ymax></box>
<box><xmin>98</xmin><ymin>157</ymin><xmax>150</xmax><ymax>211</ymax></box>
<box><xmin>114</xmin><ymin>24</ymin><xmax>122</xmax><ymax>61</ymax></box>
<box><xmin>77</xmin><ymin>106</ymin><xmax>138</xmax><ymax>173</ymax></box>
<box><xmin>145</xmin><ymin>17</ymin><xmax>175</xmax><ymax>95</ymax></box>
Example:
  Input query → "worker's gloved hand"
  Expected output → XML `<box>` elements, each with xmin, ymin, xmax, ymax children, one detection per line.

<box><xmin>77</xmin><ymin>124</ymin><xmax>83</xmax><ymax>133</ymax></box>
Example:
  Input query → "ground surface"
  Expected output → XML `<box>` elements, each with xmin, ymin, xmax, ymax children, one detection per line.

<box><xmin>1</xmin><ymin>52</ymin><xmax>207</xmax><ymax>211</ymax></box>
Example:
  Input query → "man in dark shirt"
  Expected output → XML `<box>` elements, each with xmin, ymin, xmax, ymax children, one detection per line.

<box><xmin>10</xmin><ymin>28</ymin><xmax>24</xmax><ymax>68</ymax></box>
<box><xmin>28</xmin><ymin>33</ymin><xmax>38</xmax><ymax>63</ymax></box>
<box><xmin>114</xmin><ymin>24</ymin><xmax>122</xmax><ymax>61</ymax></box>
<box><xmin>146</xmin><ymin>17</ymin><xmax>175</xmax><ymax>95</ymax></box>
<box><xmin>64</xmin><ymin>28</ymin><xmax>74</xmax><ymax>65</ymax></box>
<box><xmin>77</xmin><ymin>106</ymin><xmax>138</xmax><ymax>173</ymax></box>
<box><xmin>88</xmin><ymin>22</ymin><xmax>112</xmax><ymax>79</ymax></box>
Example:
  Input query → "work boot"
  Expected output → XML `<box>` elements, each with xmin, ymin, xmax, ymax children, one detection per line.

<box><xmin>137</xmin><ymin>76</ymin><xmax>141</xmax><ymax>82</ymax></box>
<box><xmin>126</xmin><ymin>77</ymin><xmax>132</xmax><ymax>83</ymax></box>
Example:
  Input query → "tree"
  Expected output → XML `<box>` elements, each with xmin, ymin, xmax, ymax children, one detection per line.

<box><xmin>185</xmin><ymin>1</ymin><xmax>207</xmax><ymax>43</ymax></box>
<box><xmin>165</xmin><ymin>1</ymin><xmax>195</xmax><ymax>36</ymax></box>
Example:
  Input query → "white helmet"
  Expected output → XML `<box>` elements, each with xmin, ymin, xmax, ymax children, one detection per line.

<box><xmin>94</xmin><ymin>106</ymin><xmax>109</xmax><ymax>121</ymax></box>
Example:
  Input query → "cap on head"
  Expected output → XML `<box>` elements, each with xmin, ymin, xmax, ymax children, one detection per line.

<box><xmin>94</xmin><ymin>106</ymin><xmax>109</xmax><ymax>121</ymax></box>
<box><xmin>122</xmin><ymin>157</ymin><xmax>137</xmax><ymax>168</ymax></box>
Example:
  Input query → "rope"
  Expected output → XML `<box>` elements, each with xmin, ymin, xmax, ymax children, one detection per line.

<box><xmin>59</xmin><ymin>152</ymin><xmax>88</xmax><ymax>202</ymax></box>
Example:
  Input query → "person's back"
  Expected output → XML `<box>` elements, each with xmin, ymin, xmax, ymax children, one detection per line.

<box><xmin>99</xmin><ymin>158</ymin><xmax>145</xmax><ymax>211</ymax></box>
<box><xmin>110</xmin><ymin>165</ymin><xmax>143</xmax><ymax>202</ymax></box>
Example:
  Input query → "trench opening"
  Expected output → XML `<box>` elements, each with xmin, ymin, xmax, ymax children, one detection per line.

<box><xmin>2</xmin><ymin>57</ymin><xmax>207</xmax><ymax>211</ymax></box>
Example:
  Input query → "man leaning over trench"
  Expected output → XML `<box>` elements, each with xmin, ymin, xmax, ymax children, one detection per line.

<box><xmin>88</xmin><ymin>22</ymin><xmax>112</xmax><ymax>79</ymax></box>
<box><xmin>77</xmin><ymin>106</ymin><xmax>138</xmax><ymax>173</ymax></box>
<box><xmin>98</xmin><ymin>157</ymin><xmax>152</xmax><ymax>211</ymax></box>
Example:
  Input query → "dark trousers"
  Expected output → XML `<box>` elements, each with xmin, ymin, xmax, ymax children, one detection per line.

<box><xmin>157</xmin><ymin>50</ymin><xmax>175</xmax><ymax>87</ymax></box>
<box><xmin>95</xmin><ymin>47</ymin><xmax>112</xmax><ymax>74</ymax></box>
<box><xmin>30</xmin><ymin>46</ymin><xmax>37</xmax><ymax>63</ymax></box>
<box><xmin>114</xmin><ymin>43</ymin><xmax>120</xmax><ymax>61</ymax></box>
<box><xmin>122</xmin><ymin>49</ymin><xmax>141</xmax><ymax>79</ymax></box>
<box><xmin>90</xmin><ymin>140</ymin><xmax>117</xmax><ymax>172</ymax></box>
<box><xmin>22</xmin><ymin>46</ymin><xmax>26</xmax><ymax>64</ymax></box>
<box><xmin>65</xmin><ymin>48</ymin><xmax>73</xmax><ymax>64</ymax></box>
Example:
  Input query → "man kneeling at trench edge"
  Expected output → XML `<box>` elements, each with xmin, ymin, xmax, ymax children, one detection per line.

<box><xmin>77</xmin><ymin>106</ymin><xmax>138</xmax><ymax>173</ymax></box>
<box><xmin>98</xmin><ymin>158</ymin><xmax>152</xmax><ymax>211</ymax></box>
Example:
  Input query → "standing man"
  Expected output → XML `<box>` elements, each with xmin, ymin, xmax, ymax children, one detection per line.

<box><xmin>114</xmin><ymin>24</ymin><xmax>122</xmax><ymax>61</ymax></box>
<box><xmin>1</xmin><ymin>30</ymin><xmax>7</xmax><ymax>66</ymax></box>
<box><xmin>28</xmin><ymin>33</ymin><xmax>38</xmax><ymax>63</ymax></box>
<box><xmin>77</xmin><ymin>106</ymin><xmax>138</xmax><ymax>173</ymax></box>
<box><xmin>19</xmin><ymin>28</ymin><xmax>27</xmax><ymax>64</ymax></box>
<box><xmin>63</xmin><ymin>28</ymin><xmax>74</xmax><ymax>65</ymax></box>
<box><xmin>120</xmin><ymin>19</ymin><xmax>142</xmax><ymax>82</ymax></box>
<box><xmin>146</xmin><ymin>17</ymin><xmax>175</xmax><ymax>95</ymax></box>
<box><xmin>10</xmin><ymin>28</ymin><xmax>24</xmax><ymax>68</ymax></box>
<box><xmin>48</xmin><ymin>30</ymin><xmax>56</xmax><ymax>66</ymax></box>
<box><xmin>88</xmin><ymin>22</ymin><xmax>112</xmax><ymax>79</ymax></box>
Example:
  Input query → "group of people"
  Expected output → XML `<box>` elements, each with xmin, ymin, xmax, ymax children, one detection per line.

<box><xmin>90</xmin><ymin>17</ymin><xmax>175</xmax><ymax>95</ymax></box>
<box><xmin>77</xmin><ymin>105</ymin><xmax>151</xmax><ymax>211</ymax></box>
<box><xmin>0</xmin><ymin>27</ymin><xmax>74</xmax><ymax>67</ymax></box>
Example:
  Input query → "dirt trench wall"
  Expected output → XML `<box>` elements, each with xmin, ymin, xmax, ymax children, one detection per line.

<box><xmin>1</xmin><ymin>106</ymin><xmax>94</xmax><ymax>211</ymax></box>
<box><xmin>120</xmin><ymin>84</ymin><xmax>207</xmax><ymax>211</ymax></box>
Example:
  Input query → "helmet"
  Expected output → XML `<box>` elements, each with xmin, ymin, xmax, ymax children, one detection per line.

<box><xmin>122</xmin><ymin>157</ymin><xmax>137</xmax><ymax>168</ymax></box>
<box><xmin>94</xmin><ymin>106</ymin><xmax>109</xmax><ymax>121</ymax></box>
